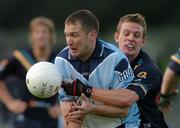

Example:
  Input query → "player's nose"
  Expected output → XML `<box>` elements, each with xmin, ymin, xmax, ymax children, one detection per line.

<box><xmin>66</xmin><ymin>37</ymin><xmax>73</xmax><ymax>46</ymax></box>
<box><xmin>127</xmin><ymin>34</ymin><xmax>135</xmax><ymax>42</ymax></box>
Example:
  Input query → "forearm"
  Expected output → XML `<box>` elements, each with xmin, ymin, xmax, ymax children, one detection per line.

<box><xmin>61</xmin><ymin>80</ymin><xmax>139</xmax><ymax>107</ymax></box>
<box><xmin>90</xmin><ymin>104</ymin><xmax>129</xmax><ymax>118</ymax></box>
<box><xmin>0</xmin><ymin>80</ymin><xmax>13</xmax><ymax>106</ymax></box>
<box><xmin>91</xmin><ymin>88</ymin><xmax>138</xmax><ymax>107</ymax></box>
<box><xmin>60</xmin><ymin>101</ymin><xmax>82</xmax><ymax>128</ymax></box>
<box><xmin>161</xmin><ymin>68</ymin><xmax>180</xmax><ymax>95</ymax></box>
<box><xmin>66</xmin><ymin>122</ymin><xmax>81</xmax><ymax>128</ymax></box>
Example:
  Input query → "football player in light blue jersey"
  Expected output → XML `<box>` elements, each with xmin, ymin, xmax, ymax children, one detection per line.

<box><xmin>55</xmin><ymin>10</ymin><xmax>140</xmax><ymax>128</ymax></box>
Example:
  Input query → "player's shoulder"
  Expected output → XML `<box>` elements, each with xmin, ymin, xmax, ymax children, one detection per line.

<box><xmin>170</xmin><ymin>48</ymin><xmax>180</xmax><ymax>64</ymax></box>
<box><xmin>135</xmin><ymin>50</ymin><xmax>162</xmax><ymax>77</ymax></box>
<box><xmin>171</xmin><ymin>48</ymin><xmax>180</xmax><ymax>58</ymax></box>
<box><xmin>0</xmin><ymin>49</ymin><xmax>30</xmax><ymax>70</ymax></box>
<box><xmin>14</xmin><ymin>48</ymin><xmax>31</xmax><ymax>54</ymax></box>
<box><xmin>56</xmin><ymin>46</ymin><xmax>69</xmax><ymax>59</ymax></box>
<box><xmin>98</xmin><ymin>39</ymin><xmax>126</xmax><ymax>59</ymax></box>
<box><xmin>11</xmin><ymin>48</ymin><xmax>30</xmax><ymax>60</ymax></box>
<box><xmin>13</xmin><ymin>48</ymin><xmax>34</xmax><ymax>59</ymax></box>
<box><xmin>99</xmin><ymin>40</ymin><xmax>119</xmax><ymax>53</ymax></box>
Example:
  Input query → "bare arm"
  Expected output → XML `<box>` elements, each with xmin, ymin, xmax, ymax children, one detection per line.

<box><xmin>90</xmin><ymin>104</ymin><xmax>129</xmax><ymax>117</ymax></box>
<box><xmin>60</xmin><ymin>101</ymin><xmax>82</xmax><ymax>128</ymax></box>
<box><xmin>161</xmin><ymin>68</ymin><xmax>180</xmax><ymax>95</ymax></box>
<box><xmin>91</xmin><ymin>88</ymin><xmax>139</xmax><ymax>107</ymax></box>
<box><xmin>67</xmin><ymin>94</ymin><xmax>129</xmax><ymax>119</ymax></box>
<box><xmin>61</xmin><ymin>79</ymin><xmax>139</xmax><ymax>107</ymax></box>
<box><xmin>48</xmin><ymin>104</ymin><xmax>62</xmax><ymax>119</ymax></box>
<box><xmin>0</xmin><ymin>80</ymin><xmax>27</xmax><ymax>113</ymax></box>
<box><xmin>69</xmin><ymin>104</ymin><xmax>129</xmax><ymax>118</ymax></box>
<box><xmin>0</xmin><ymin>80</ymin><xmax>14</xmax><ymax>106</ymax></box>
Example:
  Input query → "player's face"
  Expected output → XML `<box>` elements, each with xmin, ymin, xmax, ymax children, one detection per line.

<box><xmin>30</xmin><ymin>25</ymin><xmax>51</xmax><ymax>48</ymax></box>
<box><xmin>64</xmin><ymin>21</ymin><xmax>96</xmax><ymax>60</ymax></box>
<box><xmin>114</xmin><ymin>22</ymin><xmax>145</xmax><ymax>61</ymax></box>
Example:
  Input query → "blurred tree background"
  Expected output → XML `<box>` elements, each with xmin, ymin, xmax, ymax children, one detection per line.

<box><xmin>0</xmin><ymin>0</ymin><xmax>179</xmax><ymax>127</ymax></box>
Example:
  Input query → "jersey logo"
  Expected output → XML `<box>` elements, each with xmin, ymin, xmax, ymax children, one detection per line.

<box><xmin>118</xmin><ymin>68</ymin><xmax>134</xmax><ymax>82</ymax></box>
<box><xmin>115</xmin><ymin>58</ymin><xmax>134</xmax><ymax>82</ymax></box>
<box><xmin>82</xmin><ymin>72</ymin><xmax>90</xmax><ymax>79</ymax></box>
<box><xmin>137</xmin><ymin>72</ymin><xmax>148</xmax><ymax>79</ymax></box>
<box><xmin>143</xmin><ymin>123</ymin><xmax>151</xmax><ymax>128</ymax></box>
<box><xmin>134</xmin><ymin>64</ymin><xmax>141</xmax><ymax>70</ymax></box>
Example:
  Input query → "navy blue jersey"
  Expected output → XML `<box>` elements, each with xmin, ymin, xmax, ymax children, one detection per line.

<box><xmin>127</xmin><ymin>50</ymin><xmax>168</xmax><ymax>128</ymax></box>
<box><xmin>168</xmin><ymin>48</ymin><xmax>180</xmax><ymax>75</ymax></box>
<box><xmin>0</xmin><ymin>48</ymin><xmax>58</xmax><ymax>122</ymax></box>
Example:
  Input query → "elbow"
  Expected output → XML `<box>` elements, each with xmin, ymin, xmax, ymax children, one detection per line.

<box><xmin>121</xmin><ymin>99</ymin><xmax>133</xmax><ymax>107</ymax></box>
<box><xmin>115</xmin><ymin>98</ymin><xmax>133</xmax><ymax>107</ymax></box>
<box><xmin>120</xmin><ymin>91</ymin><xmax>138</xmax><ymax>107</ymax></box>
<box><xmin>121</xmin><ymin>108</ymin><xmax>129</xmax><ymax>117</ymax></box>
<box><xmin>116</xmin><ymin>107</ymin><xmax>129</xmax><ymax>118</ymax></box>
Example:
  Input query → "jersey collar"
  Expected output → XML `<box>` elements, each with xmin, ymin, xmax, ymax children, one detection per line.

<box><xmin>130</xmin><ymin>49</ymin><xmax>143</xmax><ymax>67</ymax></box>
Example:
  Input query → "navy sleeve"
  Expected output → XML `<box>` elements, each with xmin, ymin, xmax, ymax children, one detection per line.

<box><xmin>0</xmin><ymin>56</ymin><xmax>19</xmax><ymax>80</ymax></box>
<box><xmin>168</xmin><ymin>49</ymin><xmax>180</xmax><ymax>75</ymax></box>
<box><xmin>127</xmin><ymin>63</ymin><xmax>162</xmax><ymax>99</ymax></box>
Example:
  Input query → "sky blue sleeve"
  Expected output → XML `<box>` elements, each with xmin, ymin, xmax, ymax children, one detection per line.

<box><xmin>54</xmin><ymin>57</ymin><xmax>74</xmax><ymax>102</ymax></box>
<box><xmin>111</xmin><ymin>52</ymin><xmax>134</xmax><ymax>89</ymax></box>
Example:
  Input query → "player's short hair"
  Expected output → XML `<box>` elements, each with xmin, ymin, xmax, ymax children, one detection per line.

<box><xmin>65</xmin><ymin>10</ymin><xmax>99</xmax><ymax>33</ymax></box>
<box><xmin>29</xmin><ymin>17</ymin><xmax>56</xmax><ymax>45</ymax></box>
<box><xmin>116</xmin><ymin>13</ymin><xmax>147</xmax><ymax>38</ymax></box>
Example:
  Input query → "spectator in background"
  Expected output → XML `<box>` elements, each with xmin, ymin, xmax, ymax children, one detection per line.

<box><xmin>160</xmin><ymin>48</ymin><xmax>180</xmax><ymax>112</ymax></box>
<box><xmin>0</xmin><ymin>17</ymin><xmax>61</xmax><ymax>128</ymax></box>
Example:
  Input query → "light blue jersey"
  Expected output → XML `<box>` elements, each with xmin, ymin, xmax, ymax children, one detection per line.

<box><xmin>55</xmin><ymin>39</ymin><xmax>140</xmax><ymax>128</ymax></box>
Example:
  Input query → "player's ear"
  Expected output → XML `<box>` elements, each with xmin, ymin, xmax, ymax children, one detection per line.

<box><xmin>90</xmin><ymin>30</ymin><xmax>98</xmax><ymax>37</ymax></box>
<box><xmin>114</xmin><ymin>32</ymin><xmax>119</xmax><ymax>43</ymax></box>
<box><xmin>141</xmin><ymin>37</ymin><xmax>146</xmax><ymax>46</ymax></box>
<box><xmin>89</xmin><ymin>30</ymin><xmax>98</xmax><ymax>39</ymax></box>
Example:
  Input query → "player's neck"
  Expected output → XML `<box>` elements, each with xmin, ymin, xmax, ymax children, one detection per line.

<box><xmin>33</xmin><ymin>46</ymin><xmax>51</xmax><ymax>61</ymax></box>
<box><xmin>128</xmin><ymin>52</ymin><xmax>139</xmax><ymax>63</ymax></box>
<box><xmin>128</xmin><ymin>56</ymin><xmax>135</xmax><ymax>62</ymax></box>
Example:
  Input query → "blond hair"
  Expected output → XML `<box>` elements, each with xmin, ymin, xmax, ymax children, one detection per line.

<box><xmin>29</xmin><ymin>17</ymin><xmax>56</xmax><ymax>45</ymax></box>
<box><xmin>117</xmin><ymin>13</ymin><xmax>147</xmax><ymax>38</ymax></box>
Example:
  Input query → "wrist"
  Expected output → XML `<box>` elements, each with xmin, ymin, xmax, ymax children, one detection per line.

<box><xmin>88</xmin><ymin>104</ymin><xmax>96</xmax><ymax>114</ymax></box>
<box><xmin>91</xmin><ymin>87</ymin><xmax>96</xmax><ymax>97</ymax></box>
<box><xmin>160</xmin><ymin>93</ymin><xmax>174</xmax><ymax>99</ymax></box>
<box><xmin>4</xmin><ymin>98</ymin><xmax>14</xmax><ymax>107</ymax></box>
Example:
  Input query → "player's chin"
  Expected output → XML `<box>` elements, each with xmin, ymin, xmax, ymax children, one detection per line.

<box><xmin>124</xmin><ymin>50</ymin><xmax>134</xmax><ymax>56</ymax></box>
<box><xmin>71</xmin><ymin>52</ymin><xmax>80</xmax><ymax>58</ymax></box>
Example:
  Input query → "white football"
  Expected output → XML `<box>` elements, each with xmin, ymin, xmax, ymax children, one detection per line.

<box><xmin>26</xmin><ymin>62</ymin><xmax>62</xmax><ymax>98</ymax></box>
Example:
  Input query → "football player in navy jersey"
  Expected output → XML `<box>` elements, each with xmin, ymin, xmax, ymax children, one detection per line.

<box><xmin>160</xmin><ymin>49</ymin><xmax>180</xmax><ymax>112</ymax></box>
<box><xmin>0</xmin><ymin>17</ymin><xmax>61</xmax><ymax>128</ymax></box>
<box><xmin>62</xmin><ymin>13</ymin><xmax>169</xmax><ymax>128</ymax></box>
<box><xmin>113</xmin><ymin>13</ymin><xmax>168</xmax><ymax>128</ymax></box>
